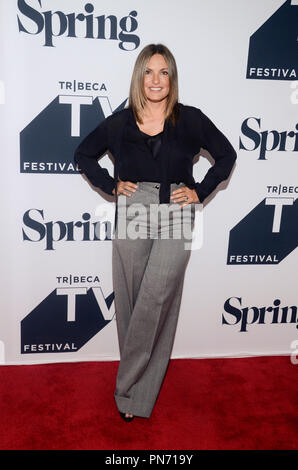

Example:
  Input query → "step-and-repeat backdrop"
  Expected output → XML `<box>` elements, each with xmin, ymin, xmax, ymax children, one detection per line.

<box><xmin>0</xmin><ymin>0</ymin><xmax>297</xmax><ymax>365</ymax></box>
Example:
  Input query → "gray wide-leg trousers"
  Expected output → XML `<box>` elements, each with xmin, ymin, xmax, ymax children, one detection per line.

<box><xmin>112</xmin><ymin>181</ymin><xmax>195</xmax><ymax>418</ymax></box>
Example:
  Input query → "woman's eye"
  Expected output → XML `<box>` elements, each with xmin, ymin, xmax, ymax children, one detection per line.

<box><xmin>145</xmin><ymin>70</ymin><xmax>151</xmax><ymax>74</ymax></box>
<box><xmin>162</xmin><ymin>71</ymin><xmax>169</xmax><ymax>75</ymax></box>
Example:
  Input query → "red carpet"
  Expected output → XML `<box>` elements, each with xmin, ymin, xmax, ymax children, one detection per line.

<box><xmin>0</xmin><ymin>356</ymin><xmax>297</xmax><ymax>450</ymax></box>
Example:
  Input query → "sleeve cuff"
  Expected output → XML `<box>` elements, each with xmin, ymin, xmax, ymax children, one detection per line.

<box><xmin>194</xmin><ymin>185</ymin><xmax>208</xmax><ymax>203</ymax></box>
<box><xmin>188</xmin><ymin>181</ymin><xmax>208</xmax><ymax>203</ymax></box>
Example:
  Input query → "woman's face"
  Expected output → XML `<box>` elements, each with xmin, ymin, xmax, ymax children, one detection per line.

<box><xmin>143</xmin><ymin>54</ymin><xmax>170</xmax><ymax>104</ymax></box>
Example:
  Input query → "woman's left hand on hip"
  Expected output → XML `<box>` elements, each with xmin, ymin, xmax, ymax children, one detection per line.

<box><xmin>170</xmin><ymin>187</ymin><xmax>200</xmax><ymax>207</ymax></box>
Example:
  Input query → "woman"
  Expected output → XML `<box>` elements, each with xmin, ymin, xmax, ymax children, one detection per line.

<box><xmin>74</xmin><ymin>43</ymin><xmax>237</xmax><ymax>421</ymax></box>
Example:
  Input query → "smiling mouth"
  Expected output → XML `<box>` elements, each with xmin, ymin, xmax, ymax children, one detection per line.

<box><xmin>150</xmin><ymin>87</ymin><xmax>162</xmax><ymax>91</ymax></box>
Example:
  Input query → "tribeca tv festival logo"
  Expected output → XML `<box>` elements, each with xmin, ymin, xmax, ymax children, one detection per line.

<box><xmin>227</xmin><ymin>186</ymin><xmax>298</xmax><ymax>265</ymax></box>
<box><xmin>21</xmin><ymin>275</ymin><xmax>114</xmax><ymax>354</ymax></box>
<box><xmin>246</xmin><ymin>0</ymin><xmax>298</xmax><ymax>80</ymax></box>
<box><xmin>20</xmin><ymin>81</ymin><xmax>127</xmax><ymax>173</ymax></box>
<box><xmin>17</xmin><ymin>0</ymin><xmax>140</xmax><ymax>50</ymax></box>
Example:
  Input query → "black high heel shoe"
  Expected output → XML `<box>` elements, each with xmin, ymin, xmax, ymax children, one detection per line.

<box><xmin>119</xmin><ymin>411</ymin><xmax>134</xmax><ymax>422</ymax></box>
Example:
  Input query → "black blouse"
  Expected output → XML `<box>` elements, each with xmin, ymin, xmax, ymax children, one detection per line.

<box><xmin>117</xmin><ymin>112</ymin><xmax>166</xmax><ymax>186</ymax></box>
<box><xmin>139</xmin><ymin>130</ymin><xmax>164</xmax><ymax>160</ymax></box>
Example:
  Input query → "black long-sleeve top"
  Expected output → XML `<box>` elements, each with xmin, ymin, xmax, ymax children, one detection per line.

<box><xmin>74</xmin><ymin>103</ymin><xmax>237</xmax><ymax>204</ymax></box>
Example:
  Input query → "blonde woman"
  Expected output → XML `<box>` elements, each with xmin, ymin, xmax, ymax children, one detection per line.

<box><xmin>74</xmin><ymin>43</ymin><xmax>237</xmax><ymax>421</ymax></box>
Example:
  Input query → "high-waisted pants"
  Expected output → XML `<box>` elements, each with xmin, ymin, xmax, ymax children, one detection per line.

<box><xmin>112</xmin><ymin>181</ymin><xmax>195</xmax><ymax>418</ymax></box>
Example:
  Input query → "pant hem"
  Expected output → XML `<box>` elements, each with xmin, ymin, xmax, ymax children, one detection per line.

<box><xmin>114</xmin><ymin>393</ymin><xmax>153</xmax><ymax>418</ymax></box>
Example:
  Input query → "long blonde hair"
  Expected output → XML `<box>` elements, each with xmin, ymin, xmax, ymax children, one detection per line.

<box><xmin>128</xmin><ymin>43</ymin><xmax>179</xmax><ymax>125</ymax></box>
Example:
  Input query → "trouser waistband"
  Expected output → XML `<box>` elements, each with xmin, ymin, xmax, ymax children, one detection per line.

<box><xmin>134</xmin><ymin>181</ymin><xmax>185</xmax><ymax>194</ymax></box>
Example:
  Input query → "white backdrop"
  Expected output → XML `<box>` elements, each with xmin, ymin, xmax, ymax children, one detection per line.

<box><xmin>0</xmin><ymin>0</ymin><xmax>297</xmax><ymax>365</ymax></box>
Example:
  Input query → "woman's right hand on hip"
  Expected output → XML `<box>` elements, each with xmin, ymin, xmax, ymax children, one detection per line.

<box><xmin>112</xmin><ymin>179</ymin><xmax>138</xmax><ymax>196</ymax></box>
